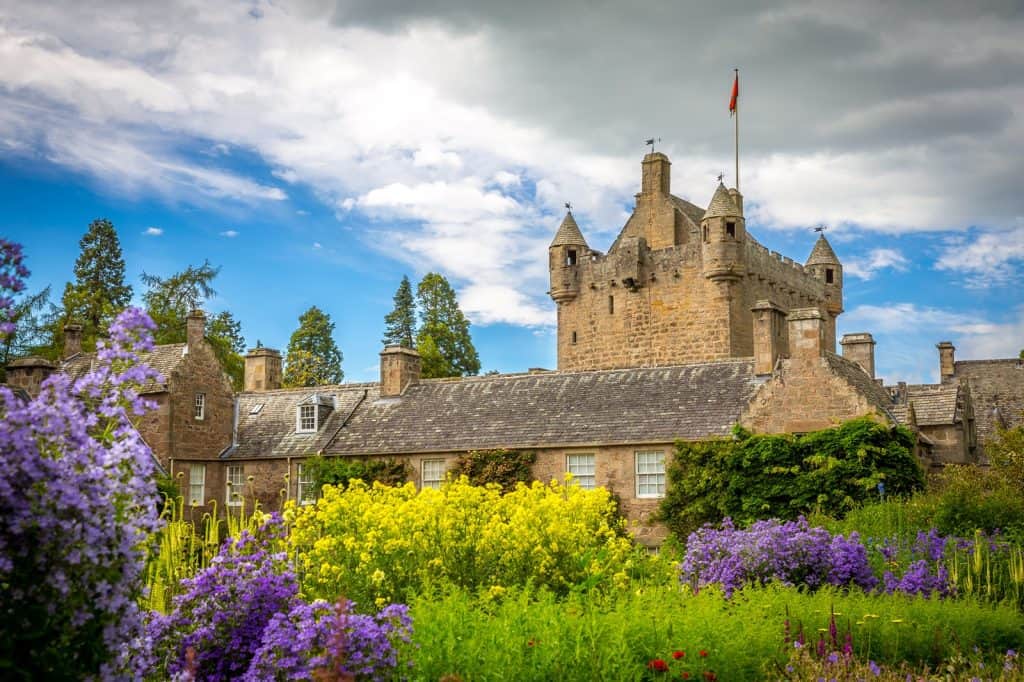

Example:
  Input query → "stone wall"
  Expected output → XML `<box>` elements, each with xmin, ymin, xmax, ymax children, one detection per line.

<box><xmin>920</xmin><ymin>423</ymin><xmax>971</xmax><ymax>465</ymax></box>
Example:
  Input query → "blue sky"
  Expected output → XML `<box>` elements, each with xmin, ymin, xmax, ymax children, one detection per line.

<box><xmin>2</xmin><ymin>1</ymin><xmax>1022</xmax><ymax>384</ymax></box>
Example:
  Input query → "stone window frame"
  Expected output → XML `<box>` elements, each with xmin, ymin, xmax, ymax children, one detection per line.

<box><xmin>297</xmin><ymin>404</ymin><xmax>317</xmax><ymax>433</ymax></box>
<box><xmin>194</xmin><ymin>392</ymin><xmax>205</xmax><ymax>420</ymax></box>
<box><xmin>225</xmin><ymin>465</ymin><xmax>244</xmax><ymax>507</ymax></box>
<box><xmin>635</xmin><ymin>450</ymin><xmax>665</xmax><ymax>498</ymax></box>
<box><xmin>421</xmin><ymin>458</ymin><xmax>446</xmax><ymax>490</ymax></box>
<box><xmin>566</xmin><ymin>453</ymin><xmax>596</xmax><ymax>490</ymax></box>
<box><xmin>188</xmin><ymin>463</ymin><xmax>206</xmax><ymax>506</ymax></box>
<box><xmin>297</xmin><ymin>463</ymin><xmax>317</xmax><ymax>505</ymax></box>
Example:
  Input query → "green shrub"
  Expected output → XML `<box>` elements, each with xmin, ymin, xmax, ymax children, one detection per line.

<box><xmin>300</xmin><ymin>455</ymin><xmax>409</xmax><ymax>493</ymax></box>
<box><xmin>659</xmin><ymin>418</ymin><xmax>924</xmax><ymax>538</ymax></box>
<box><xmin>452</xmin><ymin>448</ymin><xmax>536</xmax><ymax>492</ymax></box>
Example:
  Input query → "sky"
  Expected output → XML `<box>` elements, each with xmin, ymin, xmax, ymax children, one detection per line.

<box><xmin>1</xmin><ymin>0</ymin><xmax>1022</xmax><ymax>384</ymax></box>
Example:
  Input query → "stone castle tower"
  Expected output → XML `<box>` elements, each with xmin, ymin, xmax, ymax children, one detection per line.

<box><xmin>549</xmin><ymin>152</ymin><xmax>843</xmax><ymax>371</ymax></box>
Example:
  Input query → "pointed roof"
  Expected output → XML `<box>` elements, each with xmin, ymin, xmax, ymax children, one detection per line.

<box><xmin>702</xmin><ymin>183</ymin><xmax>740</xmax><ymax>220</ymax></box>
<box><xmin>806</xmin><ymin>234</ymin><xmax>840</xmax><ymax>266</ymax></box>
<box><xmin>550</xmin><ymin>212</ymin><xmax>588</xmax><ymax>248</ymax></box>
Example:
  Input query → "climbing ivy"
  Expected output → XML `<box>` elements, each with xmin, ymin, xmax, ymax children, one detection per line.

<box><xmin>452</xmin><ymin>449</ymin><xmax>536</xmax><ymax>493</ymax></box>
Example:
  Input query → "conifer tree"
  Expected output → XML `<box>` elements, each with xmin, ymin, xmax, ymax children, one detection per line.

<box><xmin>59</xmin><ymin>218</ymin><xmax>132</xmax><ymax>351</ymax></box>
<box><xmin>283</xmin><ymin>306</ymin><xmax>344</xmax><ymax>387</ymax></box>
<box><xmin>382</xmin><ymin>275</ymin><xmax>416</xmax><ymax>348</ymax></box>
<box><xmin>205</xmin><ymin>310</ymin><xmax>246</xmax><ymax>390</ymax></box>
<box><xmin>140</xmin><ymin>260</ymin><xmax>219</xmax><ymax>345</ymax></box>
<box><xmin>415</xmin><ymin>272</ymin><xmax>480</xmax><ymax>378</ymax></box>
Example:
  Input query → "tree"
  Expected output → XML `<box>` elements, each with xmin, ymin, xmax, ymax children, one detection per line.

<box><xmin>382</xmin><ymin>275</ymin><xmax>416</xmax><ymax>348</ymax></box>
<box><xmin>59</xmin><ymin>218</ymin><xmax>133</xmax><ymax>352</ymax></box>
<box><xmin>140</xmin><ymin>260</ymin><xmax>219</xmax><ymax>345</ymax></box>
<box><xmin>0</xmin><ymin>286</ymin><xmax>60</xmax><ymax>370</ymax></box>
<box><xmin>415</xmin><ymin>273</ymin><xmax>480</xmax><ymax>378</ymax></box>
<box><xmin>283</xmin><ymin>306</ymin><xmax>343</xmax><ymax>387</ymax></box>
<box><xmin>206</xmin><ymin>311</ymin><xmax>246</xmax><ymax>390</ymax></box>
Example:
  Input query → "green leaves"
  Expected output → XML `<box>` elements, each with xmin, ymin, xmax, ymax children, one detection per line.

<box><xmin>283</xmin><ymin>306</ymin><xmax>343</xmax><ymax>387</ymax></box>
<box><xmin>415</xmin><ymin>272</ymin><xmax>480</xmax><ymax>378</ymax></box>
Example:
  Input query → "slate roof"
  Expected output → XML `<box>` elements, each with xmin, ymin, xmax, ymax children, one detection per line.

<box><xmin>824</xmin><ymin>353</ymin><xmax>896</xmax><ymax>419</ymax></box>
<box><xmin>550</xmin><ymin>212</ymin><xmax>588</xmax><ymax>247</ymax></box>
<box><xmin>61</xmin><ymin>343</ymin><xmax>188</xmax><ymax>393</ymax></box>
<box><xmin>225</xmin><ymin>360</ymin><xmax>760</xmax><ymax>460</ymax></box>
<box><xmin>703</xmin><ymin>182</ymin><xmax>740</xmax><ymax>220</ymax></box>
<box><xmin>806</xmin><ymin>235</ymin><xmax>840</xmax><ymax>266</ymax></box>
<box><xmin>954</xmin><ymin>359</ymin><xmax>1024</xmax><ymax>444</ymax></box>
<box><xmin>669</xmin><ymin>195</ymin><xmax>707</xmax><ymax>227</ymax></box>
<box><xmin>889</xmin><ymin>383</ymin><xmax>961</xmax><ymax>426</ymax></box>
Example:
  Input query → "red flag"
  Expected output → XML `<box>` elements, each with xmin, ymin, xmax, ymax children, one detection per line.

<box><xmin>729</xmin><ymin>71</ymin><xmax>739</xmax><ymax>116</ymax></box>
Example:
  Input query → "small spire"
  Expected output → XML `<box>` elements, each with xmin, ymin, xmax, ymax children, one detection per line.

<box><xmin>806</xmin><ymin>232</ymin><xmax>840</xmax><ymax>266</ymax></box>
<box><xmin>550</xmin><ymin>210</ymin><xmax>588</xmax><ymax>248</ymax></box>
<box><xmin>702</xmin><ymin>182</ymin><xmax>740</xmax><ymax>220</ymax></box>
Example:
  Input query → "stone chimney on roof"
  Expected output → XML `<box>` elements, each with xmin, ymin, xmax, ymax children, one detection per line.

<box><xmin>244</xmin><ymin>346</ymin><xmax>282</xmax><ymax>392</ymax></box>
<box><xmin>640</xmin><ymin>152</ymin><xmax>671</xmax><ymax>196</ymax></box>
<box><xmin>63</xmin><ymin>322</ymin><xmax>83</xmax><ymax>359</ymax></box>
<box><xmin>380</xmin><ymin>345</ymin><xmax>421</xmax><ymax>397</ymax></box>
<box><xmin>937</xmin><ymin>341</ymin><xmax>956</xmax><ymax>381</ymax></box>
<box><xmin>787</xmin><ymin>308</ymin><xmax>825</xmax><ymax>360</ymax></box>
<box><xmin>841</xmin><ymin>332</ymin><xmax>876</xmax><ymax>378</ymax></box>
<box><xmin>5</xmin><ymin>356</ymin><xmax>56</xmax><ymax>397</ymax></box>
<box><xmin>186</xmin><ymin>309</ymin><xmax>206</xmax><ymax>350</ymax></box>
<box><xmin>752</xmin><ymin>300</ymin><xmax>786</xmax><ymax>375</ymax></box>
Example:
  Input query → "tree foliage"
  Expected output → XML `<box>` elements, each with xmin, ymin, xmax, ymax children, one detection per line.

<box><xmin>415</xmin><ymin>272</ymin><xmax>479</xmax><ymax>378</ymax></box>
<box><xmin>283</xmin><ymin>306</ymin><xmax>343</xmax><ymax>387</ymax></box>
<box><xmin>452</xmin><ymin>449</ymin><xmax>536</xmax><ymax>493</ymax></box>
<box><xmin>205</xmin><ymin>311</ymin><xmax>246</xmax><ymax>390</ymax></box>
<box><xmin>0</xmin><ymin>286</ymin><xmax>60</xmax><ymax>370</ymax></box>
<box><xmin>300</xmin><ymin>455</ymin><xmax>410</xmax><ymax>496</ymax></box>
<box><xmin>659</xmin><ymin>418</ymin><xmax>925</xmax><ymax>539</ymax></box>
<box><xmin>59</xmin><ymin>218</ymin><xmax>132</xmax><ymax>352</ymax></box>
<box><xmin>382</xmin><ymin>275</ymin><xmax>416</xmax><ymax>348</ymax></box>
<box><xmin>141</xmin><ymin>260</ymin><xmax>219</xmax><ymax>345</ymax></box>
<box><xmin>987</xmin><ymin>417</ymin><xmax>1024</xmax><ymax>491</ymax></box>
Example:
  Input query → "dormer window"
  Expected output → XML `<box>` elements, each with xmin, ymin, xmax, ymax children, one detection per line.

<box><xmin>566</xmin><ymin>249</ymin><xmax>577</xmax><ymax>266</ymax></box>
<box><xmin>297</xmin><ymin>404</ymin><xmax>317</xmax><ymax>432</ymax></box>
<box><xmin>725</xmin><ymin>221</ymin><xmax>736</xmax><ymax>238</ymax></box>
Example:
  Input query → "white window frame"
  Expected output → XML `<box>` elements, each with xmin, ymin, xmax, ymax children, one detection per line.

<box><xmin>421</xmin><ymin>459</ymin><xmax>446</xmax><ymax>490</ymax></box>
<box><xmin>194</xmin><ymin>392</ymin><xmax>205</xmax><ymax>420</ymax></box>
<box><xmin>297</xmin><ymin>404</ymin><xmax>317</xmax><ymax>433</ymax></box>
<box><xmin>225</xmin><ymin>465</ymin><xmax>244</xmax><ymax>507</ymax></box>
<box><xmin>188</xmin><ymin>463</ymin><xmax>206</xmax><ymax>505</ymax></box>
<box><xmin>635</xmin><ymin>450</ymin><xmax>666</xmax><ymax>498</ymax></box>
<box><xmin>297</xmin><ymin>463</ymin><xmax>317</xmax><ymax>505</ymax></box>
<box><xmin>566</xmin><ymin>453</ymin><xmax>596</xmax><ymax>490</ymax></box>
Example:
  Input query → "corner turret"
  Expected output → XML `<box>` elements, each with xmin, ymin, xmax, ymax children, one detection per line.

<box><xmin>549</xmin><ymin>211</ymin><xmax>588</xmax><ymax>304</ymax></box>
<box><xmin>700</xmin><ymin>182</ymin><xmax>746</xmax><ymax>282</ymax></box>
<box><xmin>805</xmin><ymin>233</ymin><xmax>844</xmax><ymax>352</ymax></box>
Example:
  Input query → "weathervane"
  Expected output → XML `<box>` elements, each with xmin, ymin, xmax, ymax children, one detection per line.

<box><xmin>814</xmin><ymin>225</ymin><xmax>827</xmax><ymax>233</ymax></box>
<box><xmin>645</xmin><ymin>137</ymin><xmax>661</xmax><ymax>153</ymax></box>
<box><xmin>565</xmin><ymin>201</ymin><xmax>572</xmax><ymax>213</ymax></box>
<box><xmin>717</xmin><ymin>172</ymin><xmax>724</xmax><ymax>183</ymax></box>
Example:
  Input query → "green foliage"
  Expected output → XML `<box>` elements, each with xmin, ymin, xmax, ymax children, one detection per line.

<box><xmin>415</xmin><ymin>272</ymin><xmax>480</xmax><ymax>378</ymax></box>
<box><xmin>59</xmin><ymin>218</ymin><xmax>132</xmax><ymax>351</ymax></box>
<box><xmin>988</xmin><ymin>419</ymin><xmax>1024</xmax><ymax>490</ymax></box>
<box><xmin>382</xmin><ymin>275</ymin><xmax>416</xmax><ymax>348</ymax></box>
<box><xmin>283</xmin><ymin>306</ymin><xmax>343</xmax><ymax>387</ymax></box>
<box><xmin>141</xmin><ymin>260</ymin><xmax>219</xmax><ymax>345</ymax></box>
<box><xmin>930</xmin><ymin>465</ymin><xmax>1024</xmax><ymax>540</ymax></box>
<box><xmin>660</xmin><ymin>418</ymin><xmax>925</xmax><ymax>538</ymax></box>
<box><xmin>205</xmin><ymin>310</ymin><xmax>246</xmax><ymax>390</ymax></box>
<box><xmin>452</xmin><ymin>449</ymin><xmax>537</xmax><ymax>492</ymax></box>
<box><xmin>0</xmin><ymin>286</ymin><xmax>59</xmax><ymax>370</ymax></box>
<box><xmin>300</xmin><ymin>455</ymin><xmax>410</xmax><ymax>494</ymax></box>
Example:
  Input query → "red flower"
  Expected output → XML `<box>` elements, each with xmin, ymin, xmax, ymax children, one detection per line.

<box><xmin>699</xmin><ymin>649</ymin><xmax>708</xmax><ymax>658</ymax></box>
<box><xmin>672</xmin><ymin>650</ymin><xmax>685</xmax><ymax>660</ymax></box>
<box><xmin>682</xmin><ymin>674</ymin><xmax>690</xmax><ymax>680</ymax></box>
<box><xmin>647</xmin><ymin>659</ymin><xmax>669</xmax><ymax>672</ymax></box>
<box><xmin>527</xmin><ymin>639</ymin><xmax>536</xmax><ymax>647</ymax></box>
<box><xmin>702</xmin><ymin>672</ymin><xmax>717</xmax><ymax>681</ymax></box>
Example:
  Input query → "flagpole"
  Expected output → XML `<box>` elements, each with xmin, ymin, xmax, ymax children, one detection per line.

<box><xmin>734</xmin><ymin>68</ymin><xmax>739</xmax><ymax>192</ymax></box>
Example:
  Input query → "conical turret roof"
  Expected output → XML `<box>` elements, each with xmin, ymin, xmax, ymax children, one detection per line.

<box><xmin>702</xmin><ymin>182</ymin><xmax>740</xmax><ymax>220</ymax></box>
<box><xmin>806</xmin><ymin>234</ymin><xmax>840</xmax><ymax>266</ymax></box>
<box><xmin>550</xmin><ymin>212</ymin><xmax>588</xmax><ymax>247</ymax></box>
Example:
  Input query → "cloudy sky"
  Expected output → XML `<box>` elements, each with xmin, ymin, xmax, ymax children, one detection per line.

<box><xmin>2</xmin><ymin>0</ymin><xmax>1022</xmax><ymax>383</ymax></box>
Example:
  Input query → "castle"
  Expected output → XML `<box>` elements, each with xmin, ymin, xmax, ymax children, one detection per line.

<box><xmin>6</xmin><ymin>152</ymin><xmax>1022</xmax><ymax>543</ymax></box>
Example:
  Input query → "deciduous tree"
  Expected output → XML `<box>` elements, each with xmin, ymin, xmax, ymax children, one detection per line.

<box><xmin>140</xmin><ymin>260</ymin><xmax>219</xmax><ymax>345</ymax></box>
<box><xmin>415</xmin><ymin>273</ymin><xmax>479</xmax><ymax>378</ymax></box>
<box><xmin>283</xmin><ymin>306</ymin><xmax>343</xmax><ymax>387</ymax></box>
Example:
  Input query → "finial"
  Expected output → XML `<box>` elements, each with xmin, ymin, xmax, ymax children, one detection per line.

<box><xmin>814</xmin><ymin>225</ymin><xmax>827</xmax><ymax>234</ymax></box>
<box><xmin>256</xmin><ymin>339</ymin><xmax>262</xmax><ymax>348</ymax></box>
<box><xmin>645</xmin><ymin>137</ymin><xmax>661</xmax><ymax>153</ymax></box>
<box><xmin>564</xmin><ymin>201</ymin><xmax>572</xmax><ymax>213</ymax></box>
<box><xmin>717</xmin><ymin>172</ymin><xmax>724</xmax><ymax>183</ymax></box>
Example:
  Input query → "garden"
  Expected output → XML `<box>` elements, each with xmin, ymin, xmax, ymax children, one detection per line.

<box><xmin>2</xmin><ymin>237</ymin><xmax>1024</xmax><ymax>681</ymax></box>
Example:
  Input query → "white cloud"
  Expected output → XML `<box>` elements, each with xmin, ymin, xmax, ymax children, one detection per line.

<box><xmin>313</xmin><ymin>241</ymin><xmax>322</xmax><ymax>249</ymax></box>
<box><xmin>844</xmin><ymin>248</ymin><xmax>909</xmax><ymax>280</ymax></box>
<box><xmin>220</xmin><ymin>229</ymin><xmax>239</xmax><ymax>237</ymax></box>
<box><xmin>935</xmin><ymin>226</ymin><xmax>1024</xmax><ymax>288</ymax></box>
<box><xmin>143</xmin><ymin>226</ymin><xmax>163</xmax><ymax>236</ymax></box>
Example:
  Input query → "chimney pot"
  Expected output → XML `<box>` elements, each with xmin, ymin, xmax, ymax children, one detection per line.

<box><xmin>380</xmin><ymin>345</ymin><xmax>421</xmax><ymax>397</ymax></box>
<box><xmin>186</xmin><ymin>309</ymin><xmax>206</xmax><ymax>350</ymax></box>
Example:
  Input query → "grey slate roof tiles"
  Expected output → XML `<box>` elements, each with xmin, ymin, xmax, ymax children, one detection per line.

<box><xmin>702</xmin><ymin>183</ymin><xmax>740</xmax><ymax>220</ymax></box>
<box><xmin>550</xmin><ymin>212</ymin><xmax>588</xmax><ymax>247</ymax></box>
<box><xmin>806</xmin><ymin>235</ymin><xmax>840</xmax><ymax>266</ymax></box>
<box><xmin>61</xmin><ymin>343</ymin><xmax>188</xmax><ymax>394</ymax></box>
<box><xmin>889</xmin><ymin>383</ymin><xmax>961</xmax><ymax>426</ymax></box>
<box><xmin>824</xmin><ymin>353</ymin><xmax>896</xmax><ymax>419</ymax></box>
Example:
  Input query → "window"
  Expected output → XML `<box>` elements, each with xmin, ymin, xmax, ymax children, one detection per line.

<box><xmin>226</xmin><ymin>465</ymin><xmax>244</xmax><ymax>507</ymax></box>
<box><xmin>422</xmin><ymin>459</ymin><xmax>446</xmax><ymax>490</ymax></box>
<box><xmin>635</xmin><ymin>451</ymin><xmax>665</xmax><ymax>498</ymax></box>
<box><xmin>566</xmin><ymin>453</ymin><xmax>596</xmax><ymax>490</ymax></box>
<box><xmin>702</xmin><ymin>225</ymin><xmax>709</xmax><ymax>242</ymax></box>
<box><xmin>725</xmin><ymin>221</ymin><xmax>736</xmax><ymax>238</ymax></box>
<box><xmin>566</xmin><ymin>249</ymin><xmax>577</xmax><ymax>266</ymax></box>
<box><xmin>608</xmin><ymin>295</ymin><xmax>615</xmax><ymax>314</ymax></box>
<box><xmin>297</xmin><ymin>464</ymin><xmax>317</xmax><ymax>505</ymax></box>
<box><xmin>571</xmin><ymin>331</ymin><xmax>577</xmax><ymax>345</ymax></box>
<box><xmin>825</xmin><ymin>268</ymin><xmax>835</xmax><ymax>284</ymax></box>
<box><xmin>188</xmin><ymin>464</ymin><xmax>206</xmax><ymax>505</ymax></box>
<box><xmin>194</xmin><ymin>392</ymin><xmax>205</xmax><ymax>420</ymax></box>
<box><xmin>297</xmin><ymin>404</ymin><xmax>317</xmax><ymax>432</ymax></box>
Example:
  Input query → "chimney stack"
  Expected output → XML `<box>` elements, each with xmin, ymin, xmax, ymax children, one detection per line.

<box><xmin>63</xmin><ymin>323</ymin><xmax>83</xmax><ymax>359</ymax></box>
<box><xmin>5</xmin><ymin>356</ymin><xmax>56</xmax><ymax>397</ymax></box>
<box><xmin>752</xmin><ymin>300</ymin><xmax>786</xmax><ymax>375</ymax></box>
<box><xmin>244</xmin><ymin>346</ymin><xmax>282</xmax><ymax>392</ymax></box>
<box><xmin>380</xmin><ymin>345</ymin><xmax>421</xmax><ymax>397</ymax></box>
<box><xmin>840</xmin><ymin>332</ymin><xmax>876</xmax><ymax>378</ymax></box>
<box><xmin>186</xmin><ymin>309</ymin><xmax>206</xmax><ymax>350</ymax></box>
<box><xmin>787</xmin><ymin>308</ymin><xmax>825</xmax><ymax>360</ymax></box>
<box><xmin>640</xmin><ymin>152</ymin><xmax>671</xmax><ymax>196</ymax></box>
<box><xmin>937</xmin><ymin>341</ymin><xmax>956</xmax><ymax>381</ymax></box>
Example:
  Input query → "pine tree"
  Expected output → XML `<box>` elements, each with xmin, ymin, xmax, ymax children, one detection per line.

<box><xmin>415</xmin><ymin>272</ymin><xmax>480</xmax><ymax>378</ymax></box>
<box><xmin>59</xmin><ymin>218</ymin><xmax>132</xmax><ymax>351</ymax></box>
<box><xmin>382</xmin><ymin>275</ymin><xmax>416</xmax><ymax>348</ymax></box>
<box><xmin>140</xmin><ymin>260</ymin><xmax>219</xmax><ymax>345</ymax></box>
<box><xmin>283</xmin><ymin>306</ymin><xmax>344</xmax><ymax>387</ymax></box>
